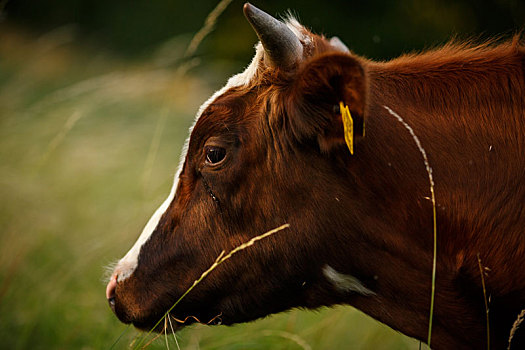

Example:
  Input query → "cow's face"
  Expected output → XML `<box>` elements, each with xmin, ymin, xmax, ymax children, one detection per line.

<box><xmin>107</xmin><ymin>4</ymin><xmax>368</xmax><ymax>331</ymax></box>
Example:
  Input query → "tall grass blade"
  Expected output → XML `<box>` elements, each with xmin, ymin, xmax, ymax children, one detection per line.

<box><xmin>383</xmin><ymin>105</ymin><xmax>438</xmax><ymax>347</ymax></box>
<box><xmin>39</xmin><ymin>111</ymin><xmax>83</xmax><ymax>166</ymax></box>
<box><xmin>184</xmin><ymin>0</ymin><xmax>234</xmax><ymax>58</ymax></box>
<box><xmin>164</xmin><ymin>317</ymin><xmax>170</xmax><ymax>350</ymax></box>
<box><xmin>109</xmin><ymin>324</ymin><xmax>132</xmax><ymax>350</ymax></box>
<box><xmin>167</xmin><ymin>314</ymin><xmax>181</xmax><ymax>350</ymax></box>
<box><xmin>477</xmin><ymin>253</ymin><xmax>490</xmax><ymax>350</ymax></box>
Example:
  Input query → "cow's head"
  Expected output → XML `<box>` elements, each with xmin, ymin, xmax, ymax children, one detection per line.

<box><xmin>106</xmin><ymin>3</ymin><xmax>369</xmax><ymax>331</ymax></box>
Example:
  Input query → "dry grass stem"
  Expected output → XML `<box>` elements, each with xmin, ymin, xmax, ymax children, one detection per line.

<box><xmin>167</xmin><ymin>314</ymin><xmax>181</xmax><ymax>350</ymax></box>
<box><xmin>383</xmin><ymin>105</ymin><xmax>438</xmax><ymax>347</ymax></box>
<box><xmin>477</xmin><ymin>253</ymin><xmax>490</xmax><ymax>350</ymax></box>
<box><xmin>170</xmin><ymin>313</ymin><xmax>222</xmax><ymax>325</ymax></box>
<box><xmin>39</xmin><ymin>111</ymin><xmax>83</xmax><ymax>166</ymax></box>
<box><xmin>175</xmin><ymin>58</ymin><xmax>202</xmax><ymax>77</ymax></box>
<box><xmin>164</xmin><ymin>317</ymin><xmax>170</xmax><ymax>350</ymax></box>
<box><xmin>141</xmin><ymin>324</ymin><xmax>165</xmax><ymax>350</ymax></box>
<box><xmin>507</xmin><ymin>309</ymin><xmax>525</xmax><ymax>350</ymax></box>
<box><xmin>184</xmin><ymin>0</ymin><xmax>234</xmax><ymax>58</ymax></box>
<box><xmin>134</xmin><ymin>223</ymin><xmax>290</xmax><ymax>349</ymax></box>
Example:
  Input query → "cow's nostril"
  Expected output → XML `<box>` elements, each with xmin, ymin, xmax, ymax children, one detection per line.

<box><xmin>106</xmin><ymin>275</ymin><xmax>117</xmax><ymax>303</ymax></box>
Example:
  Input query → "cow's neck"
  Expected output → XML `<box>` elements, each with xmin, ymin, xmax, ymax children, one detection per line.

<box><xmin>331</xmin><ymin>53</ymin><xmax>525</xmax><ymax>348</ymax></box>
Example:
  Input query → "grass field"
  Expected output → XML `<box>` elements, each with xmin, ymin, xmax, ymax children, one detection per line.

<box><xmin>0</xmin><ymin>25</ymin><xmax>424</xmax><ymax>349</ymax></box>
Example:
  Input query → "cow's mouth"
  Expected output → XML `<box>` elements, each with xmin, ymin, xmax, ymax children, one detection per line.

<box><xmin>109</xmin><ymin>297</ymin><xmax>180</xmax><ymax>333</ymax></box>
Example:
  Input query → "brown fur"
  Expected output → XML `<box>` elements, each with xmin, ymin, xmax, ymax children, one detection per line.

<box><xmin>111</xmin><ymin>28</ymin><xmax>525</xmax><ymax>349</ymax></box>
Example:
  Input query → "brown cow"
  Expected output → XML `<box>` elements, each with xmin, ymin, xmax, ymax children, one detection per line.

<box><xmin>106</xmin><ymin>3</ymin><xmax>525</xmax><ymax>349</ymax></box>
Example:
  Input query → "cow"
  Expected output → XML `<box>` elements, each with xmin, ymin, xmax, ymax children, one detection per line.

<box><xmin>106</xmin><ymin>3</ymin><xmax>525</xmax><ymax>349</ymax></box>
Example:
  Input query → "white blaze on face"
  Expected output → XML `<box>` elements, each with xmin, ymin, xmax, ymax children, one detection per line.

<box><xmin>111</xmin><ymin>44</ymin><xmax>266</xmax><ymax>283</ymax></box>
<box><xmin>115</xmin><ymin>179</ymin><xmax>178</xmax><ymax>281</ymax></box>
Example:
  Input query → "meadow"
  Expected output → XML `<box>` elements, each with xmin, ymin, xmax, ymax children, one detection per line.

<box><xmin>0</xmin><ymin>21</ymin><xmax>425</xmax><ymax>350</ymax></box>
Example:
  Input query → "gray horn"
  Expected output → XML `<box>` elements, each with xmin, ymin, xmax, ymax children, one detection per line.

<box><xmin>243</xmin><ymin>3</ymin><xmax>303</xmax><ymax>68</ymax></box>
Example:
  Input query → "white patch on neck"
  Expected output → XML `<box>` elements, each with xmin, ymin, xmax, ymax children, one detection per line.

<box><xmin>112</xmin><ymin>44</ymin><xmax>264</xmax><ymax>283</ymax></box>
<box><xmin>323</xmin><ymin>265</ymin><xmax>375</xmax><ymax>296</ymax></box>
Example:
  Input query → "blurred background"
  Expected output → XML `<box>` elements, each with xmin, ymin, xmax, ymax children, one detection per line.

<box><xmin>0</xmin><ymin>0</ymin><xmax>523</xmax><ymax>349</ymax></box>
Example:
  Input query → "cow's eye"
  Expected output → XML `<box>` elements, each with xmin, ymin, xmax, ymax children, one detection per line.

<box><xmin>205</xmin><ymin>146</ymin><xmax>226</xmax><ymax>164</ymax></box>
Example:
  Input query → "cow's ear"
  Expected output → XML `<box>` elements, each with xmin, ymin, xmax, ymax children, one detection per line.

<box><xmin>286</xmin><ymin>52</ymin><xmax>368</xmax><ymax>153</ymax></box>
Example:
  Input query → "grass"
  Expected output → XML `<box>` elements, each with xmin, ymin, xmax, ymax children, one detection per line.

<box><xmin>508</xmin><ymin>309</ymin><xmax>525</xmax><ymax>350</ymax></box>
<box><xmin>477</xmin><ymin>254</ymin><xmax>490</xmax><ymax>350</ymax></box>
<box><xmin>382</xmin><ymin>106</ymin><xmax>438</xmax><ymax>347</ymax></box>
<box><xmin>0</xmin><ymin>25</ymin><xmax>422</xmax><ymax>350</ymax></box>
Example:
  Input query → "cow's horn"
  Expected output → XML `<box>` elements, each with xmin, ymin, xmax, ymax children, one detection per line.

<box><xmin>243</xmin><ymin>3</ymin><xmax>303</xmax><ymax>68</ymax></box>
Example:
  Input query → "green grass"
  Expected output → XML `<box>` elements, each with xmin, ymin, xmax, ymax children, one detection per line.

<box><xmin>0</xmin><ymin>26</ymin><xmax>421</xmax><ymax>350</ymax></box>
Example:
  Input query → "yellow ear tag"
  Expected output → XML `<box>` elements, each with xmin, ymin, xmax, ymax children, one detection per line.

<box><xmin>340</xmin><ymin>101</ymin><xmax>354</xmax><ymax>155</ymax></box>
